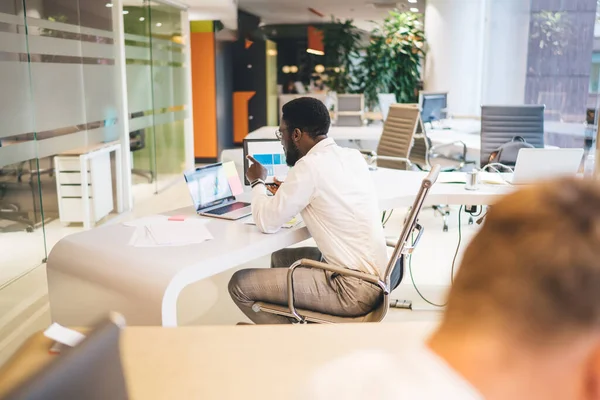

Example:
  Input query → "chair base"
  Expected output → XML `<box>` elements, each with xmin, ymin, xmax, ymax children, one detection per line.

<box><xmin>389</xmin><ymin>299</ymin><xmax>412</xmax><ymax>309</ymax></box>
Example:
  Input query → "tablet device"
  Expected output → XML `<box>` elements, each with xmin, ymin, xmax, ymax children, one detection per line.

<box><xmin>243</xmin><ymin>138</ymin><xmax>289</xmax><ymax>185</ymax></box>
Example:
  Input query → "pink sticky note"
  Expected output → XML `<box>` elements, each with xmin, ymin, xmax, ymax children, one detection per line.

<box><xmin>168</xmin><ymin>215</ymin><xmax>187</xmax><ymax>222</ymax></box>
<box><xmin>228</xmin><ymin>176</ymin><xmax>243</xmax><ymax>196</ymax></box>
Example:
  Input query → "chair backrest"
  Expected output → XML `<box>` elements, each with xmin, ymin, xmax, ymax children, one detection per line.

<box><xmin>408</xmin><ymin>113</ymin><xmax>430</xmax><ymax>169</ymax></box>
<box><xmin>3</xmin><ymin>315</ymin><xmax>129</xmax><ymax>400</ymax></box>
<box><xmin>383</xmin><ymin>165</ymin><xmax>441</xmax><ymax>288</ymax></box>
<box><xmin>376</xmin><ymin>104</ymin><xmax>420</xmax><ymax>170</ymax></box>
<box><xmin>377</xmin><ymin>93</ymin><xmax>397</xmax><ymax>121</ymax></box>
<box><xmin>480</xmin><ymin>105</ymin><xmax>545</xmax><ymax>166</ymax></box>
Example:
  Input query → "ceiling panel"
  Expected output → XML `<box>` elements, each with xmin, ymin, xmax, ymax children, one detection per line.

<box><xmin>237</xmin><ymin>0</ymin><xmax>425</xmax><ymax>30</ymax></box>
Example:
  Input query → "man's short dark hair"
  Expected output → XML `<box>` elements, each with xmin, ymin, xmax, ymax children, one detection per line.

<box><xmin>282</xmin><ymin>97</ymin><xmax>330</xmax><ymax>138</ymax></box>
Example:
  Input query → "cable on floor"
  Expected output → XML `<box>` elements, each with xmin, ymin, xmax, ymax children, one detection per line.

<box><xmin>450</xmin><ymin>206</ymin><xmax>464</xmax><ymax>284</ymax></box>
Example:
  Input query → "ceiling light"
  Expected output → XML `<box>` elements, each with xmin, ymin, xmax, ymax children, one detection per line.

<box><xmin>315</xmin><ymin>64</ymin><xmax>325</xmax><ymax>73</ymax></box>
<box><xmin>122</xmin><ymin>10</ymin><xmax>129</xmax><ymax>14</ymax></box>
<box><xmin>410</xmin><ymin>7</ymin><xmax>419</xmax><ymax>12</ymax></box>
<box><xmin>139</xmin><ymin>17</ymin><xmax>145</xmax><ymax>21</ymax></box>
<box><xmin>408</xmin><ymin>0</ymin><xmax>417</xmax><ymax>3</ymax></box>
<box><xmin>156</xmin><ymin>22</ymin><xmax>162</xmax><ymax>27</ymax></box>
<box><xmin>282</xmin><ymin>66</ymin><xmax>291</xmax><ymax>74</ymax></box>
<box><xmin>290</xmin><ymin>65</ymin><xmax>299</xmax><ymax>73</ymax></box>
<box><xmin>267</xmin><ymin>49</ymin><xmax>277</xmax><ymax>56</ymax></box>
<box><xmin>307</xmin><ymin>48</ymin><xmax>324</xmax><ymax>56</ymax></box>
<box><xmin>105</xmin><ymin>3</ymin><xmax>113</xmax><ymax>7</ymax></box>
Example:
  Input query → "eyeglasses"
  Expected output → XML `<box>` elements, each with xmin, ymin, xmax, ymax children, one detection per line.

<box><xmin>275</xmin><ymin>129</ymin><xmax>283</xmax><ymax>140</ymax></box>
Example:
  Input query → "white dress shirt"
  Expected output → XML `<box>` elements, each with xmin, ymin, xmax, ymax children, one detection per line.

<box><xmin>251</xmin><ymin>137</ymin><xmax>388</xmax><ymax>277</ymax></box>
<box><xmin>307</xmin><ymin>346</ymin><xmax>482</xmax><ymax>400</ymax></box>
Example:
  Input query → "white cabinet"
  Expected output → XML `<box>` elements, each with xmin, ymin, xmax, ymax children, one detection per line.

<box><xmin>55</xmin><ymin>152</ymin><xmax>113</xmax><ymax>226</ymax></box>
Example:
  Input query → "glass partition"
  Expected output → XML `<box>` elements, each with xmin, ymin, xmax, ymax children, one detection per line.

<box><xmin>124</xmin><ymin>0</ymin><xmax>189</xmax><ymax>193</ymax></box>
<box><xmin>0</xmin><ymin>0</ymin><xmax>123</xmax><ymax>287</ymax></box>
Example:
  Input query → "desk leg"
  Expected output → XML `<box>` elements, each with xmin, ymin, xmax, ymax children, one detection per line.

<box><xmin>115</xmin><ymin>147</ymin><xmax>123</xmax><ymax>213</ymax></box>
<box><xmin>80</xmin><ymin>155</ymin><xmax>91</xmax><ymax>229</ymax></box>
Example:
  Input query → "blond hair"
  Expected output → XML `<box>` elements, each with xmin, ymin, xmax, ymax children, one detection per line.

<box><xmin>444</xmin><ymin>178</ymin><xmax>600</xmax><ymax>340</ymax></box>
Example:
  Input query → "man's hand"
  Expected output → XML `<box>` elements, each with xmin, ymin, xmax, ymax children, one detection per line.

<box><xmin>246</xmin><ymin>155</ymin><xmax>268</xmax><ymax>183</ymax></box>
<box><xmin>266</xmin><ymin>177</ymin><xmax>283</xmax><ymax>195</ymax></box>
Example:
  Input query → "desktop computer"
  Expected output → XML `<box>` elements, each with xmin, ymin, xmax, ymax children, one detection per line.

<box><xmin>419</xmin><ymin>91</ymin><xmax>448</xmax><ymax>128</ymax></box>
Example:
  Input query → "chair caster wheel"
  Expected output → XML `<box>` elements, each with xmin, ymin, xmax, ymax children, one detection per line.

<box><xmin>443</xmin><ymin>225</ymin><xmax>448</xmax><ymax>232</ymax></box>
<box><xmin>468</xmin><ymin>217</ymin><xmax>474</xmax><ymax>225</ymax></box>
<box><xmin>26</xmin><ymin>226</ymin><xmax>34</xmax><ymax>233</ymax></box>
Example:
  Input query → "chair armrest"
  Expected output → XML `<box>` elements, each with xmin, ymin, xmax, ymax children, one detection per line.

<box><xmin>286</xmin><ymin>258</ymin><xmax>387</xmax><ymax>322</ymax></box>
<box><xmin>359</xmin><ymin>149</ymin><xmax>377</xmax><ymax>158</ymax></box>
<box><xmin>358</xmin><ymin>150</ymin><xmax>413</xmax><ymax>168</ymax></box>
<box><xmin>430</xmin><ymin>141</ymin><xmax>467</xmax><ymax>160</ymax></box>
<box><xmin>385</xmin><ymin>223</ymin><xmax>424</xmax><ymax>254</ymax></box>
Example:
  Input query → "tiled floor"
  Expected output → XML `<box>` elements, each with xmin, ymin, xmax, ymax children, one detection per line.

<box><xmin>0</xmin><ymin>175</ymin><xmax>483</xmax><ymax>364</ymax></box>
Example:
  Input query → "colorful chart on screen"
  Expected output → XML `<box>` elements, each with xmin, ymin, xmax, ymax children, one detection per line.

<box><xmin>243</xmin><ymin>139</ymin><xmax>290</xmax><ymax>185</ymax></box>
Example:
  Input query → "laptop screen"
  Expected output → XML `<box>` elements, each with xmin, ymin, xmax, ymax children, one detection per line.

<box><xmin>184</xmin><ymin>164</ymin><xmax>233</xmax><ymax>210</ymax></box>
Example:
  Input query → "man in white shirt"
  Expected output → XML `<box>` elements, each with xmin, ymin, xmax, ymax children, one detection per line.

<box><xmin>310</xmin><ymin>178</ymin><xmax>600</xmax><ymax>400</ymax></box>
<box><xmin>228</xmin><ymin>97</ymin><xmax>401</xmax><ymax>324</ymax></box>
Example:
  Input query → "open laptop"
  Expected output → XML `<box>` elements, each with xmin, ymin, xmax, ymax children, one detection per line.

<box><xmin>184</xmin><ymin>163</ymin><xmax>251</xmax><ymax>220</ymax></box>
<box><xmin>243</xmin><ymin>138</ymin><xmax>289</xmax><ymax>186</ymax></box>
<box><xmin>510</xmin><ymin>148</ymin><xmax>584</xmax><ymax>185</ymax></box>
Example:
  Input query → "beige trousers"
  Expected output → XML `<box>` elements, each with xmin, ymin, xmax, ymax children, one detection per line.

<box><xmin>228</xmin><ymin>247</ymin><xmax>384</xmax><ymax>324</ymax></box>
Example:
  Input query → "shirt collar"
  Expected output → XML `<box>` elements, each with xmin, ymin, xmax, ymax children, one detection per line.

<box><xmin>306</xmin><ymin>137</ymin><xmax>335</xmax><ymax>156</ymax></box>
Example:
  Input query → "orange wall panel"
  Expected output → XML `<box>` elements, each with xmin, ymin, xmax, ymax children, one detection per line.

<box><xmin>191</xmin><ymin>32</ymin><xmax>217</xmax><ymax>159</ymax></box>
<box><xmin>233</xmin><ymin>91</ymin><xmax>255</xmax><ymax>143</ymax></box>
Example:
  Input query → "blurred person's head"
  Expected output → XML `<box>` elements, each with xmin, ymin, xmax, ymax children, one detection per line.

<box><xmin>279</xmin><ymin>97</ymin><xmax>330</xmax><ymax>167</ymax></box>
<box><xmin>429</xmin><ymin>178</ymin><xmax>600</xmax><ymax>400</ymax></box>
<box><xmin>285</xmin><ymin>80</ymin><xmax>297</xmax><ymax>94</ymax></box>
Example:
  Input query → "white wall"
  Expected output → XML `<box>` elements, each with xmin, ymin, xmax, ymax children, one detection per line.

<box><xmin>481</xmin><ymin>0</ymin><xmax>531</xmax><ymax>105</ymax></box>
<box><xmin>424</xmin><ymin>0</ymin><xmax>531</xmax><ymax>116</ymax></box>
<box><xmin>424</xmin><ymin>0</ymin><xmax>486</xmax><ymax>117</ymax></box>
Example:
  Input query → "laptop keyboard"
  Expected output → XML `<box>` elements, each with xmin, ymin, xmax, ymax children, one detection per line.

<box><xmin>208</xmin><ymin>202</ymin><xmax>250</xmax><ymax>216</ymax></box>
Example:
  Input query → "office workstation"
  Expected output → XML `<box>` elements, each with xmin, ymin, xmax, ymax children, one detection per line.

<box><xmin>3</xmin><ymin>0</ymin><xmax>600</xmax><ymax>399</ymax></box>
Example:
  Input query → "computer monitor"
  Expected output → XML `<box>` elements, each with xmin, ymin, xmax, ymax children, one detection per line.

<box><xmin>243</xmin><ymin>139</ymin><xmax>289</xmax><ymax>185</ymax></box>
<box><xmin>419</xmin><ymin>91</ymin><xmax>448</xmax><ymax>124</ymax></box>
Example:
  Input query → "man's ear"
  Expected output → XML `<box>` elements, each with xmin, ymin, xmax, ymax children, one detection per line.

<box><xmin>584</xmin><ymin>340</ymin><xmax>600</xmax><ymax>400</ymax></box>
<box><xmin>292</xmin><ymin>128</ymin><xmax>302</xmax><ymax>142</ymax></box>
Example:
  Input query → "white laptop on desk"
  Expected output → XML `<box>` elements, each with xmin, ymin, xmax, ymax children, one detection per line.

<box><xmin>485</xmin><ymin>148</ymin><xmax>584</xmax><ymax>185</ymax></box>
<box><xmin>183</xmin><ymin>162</ymin><xmax>251</xmax><ymax>220</ymax></box>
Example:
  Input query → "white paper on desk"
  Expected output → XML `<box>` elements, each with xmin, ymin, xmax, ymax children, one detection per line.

<box><xmin>44</xmin><ymin>323</ymin><xmax>86</xmax><ymax>347</ymax></box>
<box><xmin>480</xmin><ymin>172</ymin><xmax>511</xmax><ymax>185</ymax></box>
<box><xmin>243</xmin><ymin>215</ymin><xmax>302</xmax><ymax>229</ymax></box>
<box><xmin>123</xmin><ymin>215</ymin><xmax>169</xmax><ymax>227</ymax></box>
<box><xmin>437</xmin><ymin>172</ymin><xmax>467</xmax><ymax>184</ymax></box>
<box><xmin>146</xmin><ymin>220</ymin><xmax>213</xmax><ymax>246</ymax></box>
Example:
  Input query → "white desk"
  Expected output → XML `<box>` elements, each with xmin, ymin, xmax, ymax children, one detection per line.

<box><xmin>0</xmin><ymin>323</ymin><xmax>436</xmax><ymax>399</ymax></box>
<box><xmin>245</xmin><ymin>124</ymin><xmax>482</xmax><ymax>163</ymax></box>
<box><xmin>47</xmin><ymin>170</ymin><xmax>512</xmax><ymax>327</ymax></box>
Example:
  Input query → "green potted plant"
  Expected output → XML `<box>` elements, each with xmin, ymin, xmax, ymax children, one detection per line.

<box><xmin>321</xmin><ymin>18</ymin><xmax>362</xmax><ymax>94</ymax></box>
<box><xmin>358</xmin><ymin>11</ymin><xmax>426</xmax><ymax>109</ymax></box>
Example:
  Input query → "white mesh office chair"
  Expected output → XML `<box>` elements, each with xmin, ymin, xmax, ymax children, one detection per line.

<box><xmin>251</xmin><ymin>166</ymin><xmax>441</xmax><ymax>323</ymax></box>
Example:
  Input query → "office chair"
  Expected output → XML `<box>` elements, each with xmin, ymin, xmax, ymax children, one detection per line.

<box><xmin>360</xmin><ymin>104</ymin><xmax>420</xmax><ymax>170</ymax></box>
<box><xmin>130</xmin><ymin>130</ymin><xmax>154</xmax><ymax>183</ymax></box>
<box><xmin>480</xmin><ymin>105</ymin><xmax>545</xmax><ymax>167</ymax></box>
<box><xmin>251</xmin><ymin>165</ymin><xmax>441</xmax><ymax>324</ymax></box>
<box><xmin>409</xmin><ymin>108</ymin><xmax>471</xmax><ymax>231</ymax></box>
<box><xmin>0</xmin><ymin>177</ymin><xmax>35</xmax><ymax>233</ymax></box>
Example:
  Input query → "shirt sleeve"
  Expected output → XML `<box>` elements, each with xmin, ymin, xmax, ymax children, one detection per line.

<box><xmin>251</xmin><ymin>160</ymin><xmax>315</xmax><ymax>234</ymax></box>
